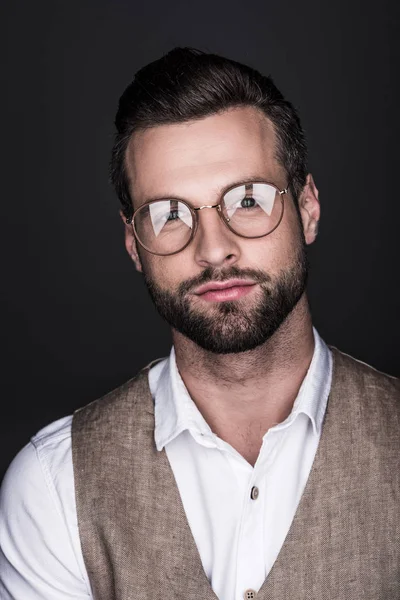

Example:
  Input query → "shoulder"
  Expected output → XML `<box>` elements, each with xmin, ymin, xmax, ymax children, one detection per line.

<box><xmin>1</xmin><ymin>415</ymin><xmax>74</xmax><ymax>527</ymax></box>
<box><xmin>72</xmin><ymin>363</ymin><xmax>159</xmax><ymax>429</ymax></box>
<box><xmin>32</xmin><ymin>413</ymin><xmax>73</xmax><ymax>456</ymax></box>
<box><xmin>2</xmin><ymin>415</ymin><xmax>74</xmax><ymax>502</ymax></box>
<box><xmin>330</xmin><ymin>346</ymin><xmax>400</xmax><ymax>394</ymax></box>
<box><xmin>0</xmin><ymin>416</ymin><xmax>92</xmax><ymax>595</ymax></box>
<box><xmin>329</xmin><ymin>347</ymin><xmax>400</xmax><ymax>433</ymax></box>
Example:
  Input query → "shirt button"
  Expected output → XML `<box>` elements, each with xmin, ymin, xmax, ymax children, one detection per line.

<box><xmin>250</xmin><ymin>486</ymin><xmax>259</xmax><ymax>500</ymax></box>
<box><xmin>244</xmin><ymin>590</ymin><xmax>257</xmax><ymax>599</ymax></box>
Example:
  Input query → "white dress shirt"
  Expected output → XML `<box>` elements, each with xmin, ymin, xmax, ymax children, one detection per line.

<box><xmin>0</xmin><ymin>328</ymin><xmax>332</xmax><ymax>600</ymax></box>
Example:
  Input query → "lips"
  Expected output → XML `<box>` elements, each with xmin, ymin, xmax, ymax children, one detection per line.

<box><xmin>192</xmin><ymin>279</ymin><xmax>257</xmax><ymax>302</ymax></box>
<box><xmin>193</xmin><ymin>279</ymin><xmax>256</xmax><ymax>295</ymax></box>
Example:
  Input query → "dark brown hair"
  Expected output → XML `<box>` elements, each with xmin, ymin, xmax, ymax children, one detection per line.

<box><xmin>110</xmin><ymin>47</ymin><xmax>307</xmax><ymax>220</ymax></box>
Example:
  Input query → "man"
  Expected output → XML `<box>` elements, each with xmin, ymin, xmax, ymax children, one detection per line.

<box><xmin>0</xmin><ymin>47</ymin><xmax>399</xmax><ymax>600</ymax></box>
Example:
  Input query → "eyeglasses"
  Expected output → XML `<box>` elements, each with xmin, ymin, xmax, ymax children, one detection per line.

<box><xmin>125</xmin><ymin>180</ymin><xmax>289</xmax><ymax>256</ymax></box>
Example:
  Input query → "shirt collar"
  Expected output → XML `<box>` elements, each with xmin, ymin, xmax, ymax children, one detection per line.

<box><xmin>153</xmin><ymin>347</ymin><xmax>213</xmax><ymax>451</ymax></box>
<box><xmin>273</xmin><ymin>327</ymin><xmax>332</xmax><ymax>436</ymax></box>
<box><xmin>153</xmin><ymin>327</ymin><xmax>332</xmax><ymax>451</ymax></box>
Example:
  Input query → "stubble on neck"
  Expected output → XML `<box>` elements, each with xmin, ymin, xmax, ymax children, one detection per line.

<box><xmin>171</xmin><ymin>293</ymin><xmax>315</xmax><ymax>455</ymax></box>
<box><xmin>173</xmin><ymin>292</ymin><xmax>314</xmax><ymax>387</ymax></box>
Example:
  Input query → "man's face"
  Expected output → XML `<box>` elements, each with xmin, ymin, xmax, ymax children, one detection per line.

<box><xmin>122</xmin><ymin>106</ymin><xmax>319</xmax><ymax>354</ymax></box>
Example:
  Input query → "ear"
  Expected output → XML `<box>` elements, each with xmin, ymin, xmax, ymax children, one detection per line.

<box><xmin>298</xmin><ymin>174</ymin><xmax>320</xmax><ymax>245</ymax></box>
<box><xmin>119</xmin><ymin>209</ymin><xmax>143</xmax><ymax>272</ymax></box>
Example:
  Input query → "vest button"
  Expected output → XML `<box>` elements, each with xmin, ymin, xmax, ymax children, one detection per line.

<box><xmin>250</xmin><ymin>485</ymin><xmax>259</xmax><ymax>500</ymax></box>
<box><xmin>244</xmin><ymin>590</ymin><xmax>257</xmax><ymax>599</ymax></box>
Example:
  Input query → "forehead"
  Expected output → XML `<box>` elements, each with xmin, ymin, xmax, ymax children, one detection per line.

<box><xmin>125</xmin><ymin>106</ymin><xmax>283</xmax><ymax>206</ymax></box>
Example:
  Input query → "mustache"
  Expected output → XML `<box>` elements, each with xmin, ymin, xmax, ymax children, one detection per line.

<box><xmin>178</xmin><ymin>266</ymin><xmax>272</xmax><ymax>295</ymax></box>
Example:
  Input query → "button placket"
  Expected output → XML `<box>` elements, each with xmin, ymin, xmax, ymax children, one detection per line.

<box><xmin>235</xmin><ymin>469</ymin><xmax>266</xmax><ymax>599</ymax></box>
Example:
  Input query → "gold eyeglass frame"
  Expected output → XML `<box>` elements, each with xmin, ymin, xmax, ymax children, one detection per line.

<box><xmin>125</xmin><ymin>180</ymin><xmax>289</xmax><ymax>256</ymax></box>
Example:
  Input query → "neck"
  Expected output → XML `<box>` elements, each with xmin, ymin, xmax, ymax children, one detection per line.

<box><xmin>172</xmin><ymin>293</ymin><xmax>315</xmax><ymax>465</ymax></box>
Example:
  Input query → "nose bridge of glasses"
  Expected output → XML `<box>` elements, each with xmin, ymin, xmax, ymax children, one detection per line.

<box><xmin>193</xmin><ymin>204</ymin><xmax>220</xmax><ymax>211</ymax></box>
<box><xmin>193</xmin><ymin>203</ymin><xmax>229</xmax><ymax>229</ymax></box>
<box><xmin>192</xmin><ymin>201</ymin><xmax>239</xmax><ymax>261</ymax></box>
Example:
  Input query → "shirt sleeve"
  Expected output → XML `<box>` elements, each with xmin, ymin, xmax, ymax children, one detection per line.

<box><xmin>0</xmin><ymin>440</ymin><xmax>92</xmax><ymax>599</ymax></box>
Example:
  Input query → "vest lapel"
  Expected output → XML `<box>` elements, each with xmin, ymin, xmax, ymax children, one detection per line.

<box><xmin>257</xmin><ymin>346</ymin><xmax>399</xmax><ymax>598</ymax></box>
<box><xmin>73</xmin><ymin>366</ymin><xmax>218</xmax><ymax>600</ymax></box>
<box><xmin>137</xmin><ymin>368</ymin><xmax>217</xmax><ymax>599</ymax></box>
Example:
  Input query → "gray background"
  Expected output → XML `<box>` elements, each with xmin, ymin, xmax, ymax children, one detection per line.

<box><xmin>2</xmin><ymin>0</ymin><xmax>399</xmax><ymax>479</ymax></box>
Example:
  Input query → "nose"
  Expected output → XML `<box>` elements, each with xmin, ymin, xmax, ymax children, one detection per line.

<box><xmin>193</xmin><ymin>205</ymin><xmax>241</xmax><ymax>269</ymax></box>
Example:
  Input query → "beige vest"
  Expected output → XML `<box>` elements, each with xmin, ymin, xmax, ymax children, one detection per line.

<box><xmin>71</xmin><ymin>348</ymin><xmax>400</xmax><ymax>599</ymax></box>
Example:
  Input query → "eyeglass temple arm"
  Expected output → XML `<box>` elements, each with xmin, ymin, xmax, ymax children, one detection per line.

<box><xmin>281</xmin><ymin>179</ymin><xmax>292</xmax><ymax>195</ymax></box>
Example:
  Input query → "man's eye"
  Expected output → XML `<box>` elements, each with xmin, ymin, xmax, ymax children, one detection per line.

<box><xmin>166</xmin><ymin>210</ymin><xmax>180</xmax><ymax>221</ymax></box>
<box><xmin>240</xmin><ymin>197</ymin><xmax>257</xmax><ymax>208</ymax></box>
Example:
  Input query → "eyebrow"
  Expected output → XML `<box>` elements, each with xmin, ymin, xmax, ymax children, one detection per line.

<box><xmin>139</xmin><ymin>174</ymin><xmax>283</xmax><ymax>205</ymax></box>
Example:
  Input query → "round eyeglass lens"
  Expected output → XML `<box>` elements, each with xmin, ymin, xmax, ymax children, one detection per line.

<box><xmin>133</xmin><ymin>200</ymin><xmax>194</xmax><ymax>255</ymax></box>
<box><xmin>222</xmin><ymin>183</ymin><xmax>283</xmax><ymax>237</ymax></box>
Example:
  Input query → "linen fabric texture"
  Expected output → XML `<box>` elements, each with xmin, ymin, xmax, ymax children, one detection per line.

<box><xmin>71</xmin><ymin>347</ymin><xmax>400</xmax><ymax>599</ymax></box>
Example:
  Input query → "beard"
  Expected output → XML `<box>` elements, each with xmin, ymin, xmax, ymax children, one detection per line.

<box><xmin>142</xmin><ymin>238</ymin><xmax>309</xmax><ymax>355</ymax></box>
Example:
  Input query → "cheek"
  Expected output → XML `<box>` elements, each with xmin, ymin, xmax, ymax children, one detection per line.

<box><xmin>274</xmin><ymin>204</ymin><xmax>304</xmax><ymax>260</ymax></box>
<box><xmin>141</xmin><ymin>253</ymin><xmax>193</xmax><ymax>289</ymax></box>
<box><xmin>242</xmin><ymin>224</ymin><xmax>299</xmax><ymax>272</ymax></box>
